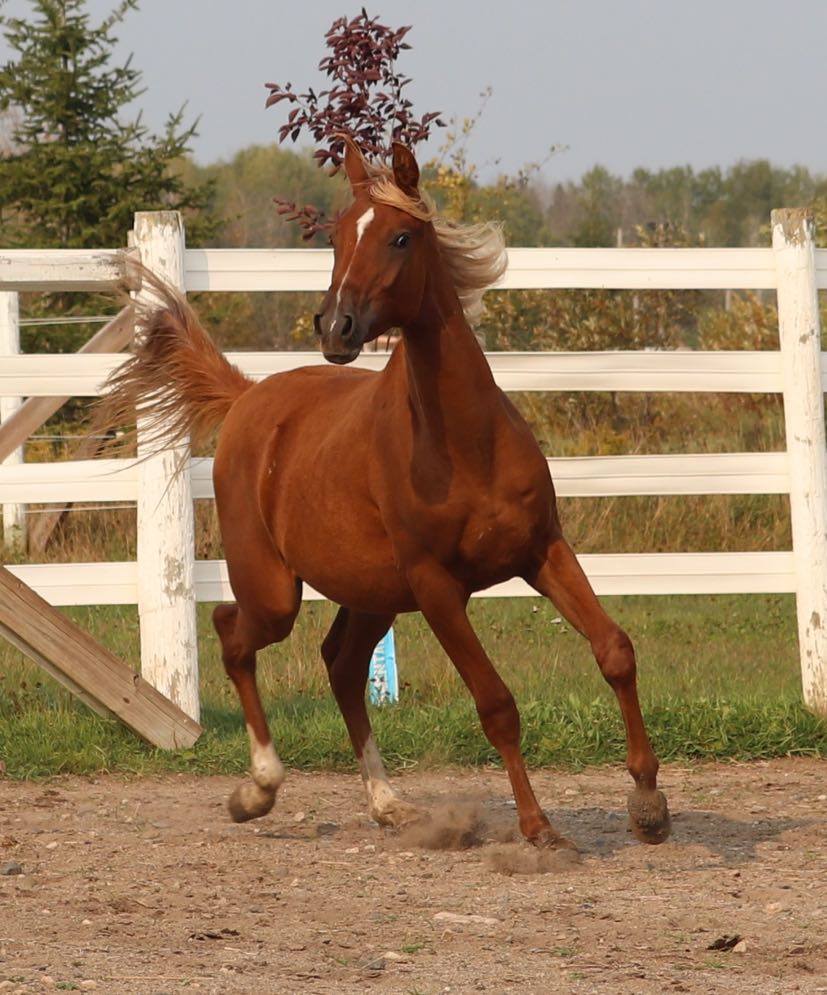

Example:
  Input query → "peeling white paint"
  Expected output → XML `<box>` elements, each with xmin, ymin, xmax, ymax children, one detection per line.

<box><xmin>134</xmin><ymin>212</ymin><xmax>199</xmax><ymax>722</ymax></box>
<box><xmin>1</xmin><ymin>293</ymin><xmax>25</xmax><ymax>554</ymax></box>
<box><xmin>773</xmin><ymin>209</ymin><xmax>827</xmax><ymax>715</ymax></box>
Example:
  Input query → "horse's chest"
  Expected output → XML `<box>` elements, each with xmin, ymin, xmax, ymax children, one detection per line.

<box><xmin>412</xmin><ymin>482</ymin><xmax>549</xmax><ymax>575</ymax></box>
<box><xmin>460</xmin><ymin>496</ymin><xmax>544</xmax><ymax>564</ymax></box>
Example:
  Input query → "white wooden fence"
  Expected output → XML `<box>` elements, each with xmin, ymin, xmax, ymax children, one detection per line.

<box><xmin>1</xmin><ymin>208</ymin><xmax>826</xmax><ymax>721</ymax></box>
<box><xmin>1</xmin><ymin>293</ymin><xmax>25</xmax><ymax>554</ymax></box>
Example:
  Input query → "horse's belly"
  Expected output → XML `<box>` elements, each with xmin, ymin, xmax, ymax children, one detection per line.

<box><xmin>321</xmin><ymin>577</ymin><xmax>417</xmax><ymax>614</ymax></box>
<box><xmin>279</xmin><ymin>516</ymin><xmax>417</xmax><ymax>613</ymax></box>
<box><xmin>304</xmin><ymin>560</ymin><xmax>417</xmax><ymax>614</ymax></box>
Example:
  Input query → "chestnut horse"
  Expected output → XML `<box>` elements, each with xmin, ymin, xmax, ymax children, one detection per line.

<box><xmin>105</xmin><ymin>140</ymin><xmax>670</xmax><ymax>849</ymax></box>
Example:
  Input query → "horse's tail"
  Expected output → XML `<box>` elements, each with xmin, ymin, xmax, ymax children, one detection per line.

<box><xmin>99</xmin><ymin>268</ymin><xmax>253</xmax><ymax>452</ymax></box>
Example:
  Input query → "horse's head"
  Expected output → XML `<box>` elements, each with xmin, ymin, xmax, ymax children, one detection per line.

<box><xmin>314</xmin><ymin>140</ymin><xmax>431</xmax><ymax>364</ymax></box>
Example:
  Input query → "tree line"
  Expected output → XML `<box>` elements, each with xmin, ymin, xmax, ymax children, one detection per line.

<box><xmin>2</xmin><ymin>0</ymin><xmax>825</xmax><ymax>359</ymax></box>
<box><xmin>191</xmin><ymin>145</ymin><xmax>827</xmax><ymax>251</ymax></box>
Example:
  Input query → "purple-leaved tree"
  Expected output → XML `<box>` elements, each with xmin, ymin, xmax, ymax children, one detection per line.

<box><xmin>264</xmin><ymin>8</ymin><xmax>444</xmax><ymax>238</ymax></box>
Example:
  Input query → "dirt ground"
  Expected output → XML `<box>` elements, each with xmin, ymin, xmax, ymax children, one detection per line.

<box><xmin>1</xmin><ymin>759</ymin><xmax>826</xmax><ymax>995</ymax></box>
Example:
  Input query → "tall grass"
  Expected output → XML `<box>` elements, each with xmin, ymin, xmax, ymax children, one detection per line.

<box><xmin>2</xmin><ymin>594</ymin><xmax>824</xmax><ymax>779</ymax></box>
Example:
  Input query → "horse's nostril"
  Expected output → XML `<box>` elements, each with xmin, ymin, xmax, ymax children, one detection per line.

<box><xmin>313</xmin><ymin>313</ymin><xmax>323</xmax><ymax>337</ymax></box>
<box><xmin>341</xmin><ymin>314</ymin><xmax>354</xmax><ymax>340</ymax></box>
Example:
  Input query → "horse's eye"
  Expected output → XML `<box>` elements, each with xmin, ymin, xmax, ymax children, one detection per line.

<box><xmin>392</xmin><ymin>232</ymin><xmax>410</xmax><ymax>249</ymax></box>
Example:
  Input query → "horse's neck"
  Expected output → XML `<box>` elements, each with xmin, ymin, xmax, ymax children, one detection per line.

<box><xmin>396</xmin><ymin>274</ymin><xmax>499</xmax><ymax>461</ymax></box>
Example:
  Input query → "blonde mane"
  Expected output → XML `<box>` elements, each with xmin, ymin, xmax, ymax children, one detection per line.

<box><xmin>362</xmin><ymin>164</ymin><xmax>507</xmax><ymax>326</ymax></box>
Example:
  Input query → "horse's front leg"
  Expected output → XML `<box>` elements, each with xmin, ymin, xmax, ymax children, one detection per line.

<box><xmin>528</xmin><ymin>536</ymin><xmax>671</xmax><ymax>844</ymax></box>
<box><xmin>213</xmin><ymin>601</ymin><xmax>294</xmax><ymax>822</ymax></box>
<box><xmin>409</xmin><ymin>562</ymin><xmax>575</xmax><ymax>850</ymax></box>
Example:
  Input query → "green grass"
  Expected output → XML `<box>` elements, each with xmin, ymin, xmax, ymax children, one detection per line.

<box><xmin>1</xmin><ymin>594</ymin><xmax>825</xmax><ymax>778</ymax></box>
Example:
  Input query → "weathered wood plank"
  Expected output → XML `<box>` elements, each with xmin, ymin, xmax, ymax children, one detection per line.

<box><xmin>0</xmin><ymin>249</ymin><xmax>139</xmax><ymax>292</ymax></box>
<box><xmin>0</xmin><ymin>565</ymin><xmax>201</xmax><ymax>749</ymax></box>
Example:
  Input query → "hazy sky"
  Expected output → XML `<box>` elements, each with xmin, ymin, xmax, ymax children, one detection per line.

<box><xmin>1</xmin><ymin>0</ymin><xmax>825</xmax><ymax>182</ymax></box>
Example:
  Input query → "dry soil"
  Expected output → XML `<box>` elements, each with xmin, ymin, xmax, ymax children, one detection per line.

<box><xmin>1</xmin><ymin>758</ymin><xmax>826</xmax><ymax>994</ymax></box>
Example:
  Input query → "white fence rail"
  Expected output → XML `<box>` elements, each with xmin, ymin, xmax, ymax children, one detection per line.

<box><xmin>1</xmin><ymin>209</ymin><xmax>826</xmax><ymax>718</ymax></box>
<box><xmin>0</xmin><ymin>451</ymin><xmax>792</xmax><ymax>503</ymax></box>
<box><xmin>0</xmin><ymin>347</ymin><xmax>794</xmax><ymax>396</ymax></box>
<box><xmin>1</xmin><ymin>244</ymin><xmax>826</xmax><ymax>293</ymax></box>
<box><xmin>8</xmin><ymin>552</ymin><xmax>797</xmax><ymax>608</ymax></box>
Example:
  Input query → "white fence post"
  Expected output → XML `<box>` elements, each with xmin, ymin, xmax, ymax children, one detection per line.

<box><xmin>772</xmin><ymin>207</ymin><xmax>827</xmax><ymax>716</ymax></box>
<box><xmin>1</xmin><ymin>293</ymin><xmax>26</xmax><ymax>555</ymax></box>
<box><xmin>133</xmin><ymin>212</ymin><xmax>199</xmax><ymax>721</ymax></box>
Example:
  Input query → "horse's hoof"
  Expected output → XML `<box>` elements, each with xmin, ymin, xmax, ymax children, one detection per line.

<box><xmin>227</xmin><ymin>781</ymin><xmax>277</xmax><ymax>823</ymax></box>
<box><xmin>627</xmin><ymin>787</ymin><xmax>671</xmax><ymax>844</ymax></box>
<box><xmin>529</xmin><ymin>826</ymin><xmax>581</xmax><ymax>859</ymax></box>
<box><xmin>373</xmin><ymin>798</ymin><xmax>424</xmax><ymax>829</ymax></box>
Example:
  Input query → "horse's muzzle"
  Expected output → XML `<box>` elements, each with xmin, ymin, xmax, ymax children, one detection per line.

<box><xmin>323</xmin><ymin>347</ymin><xmax>362</xmax><ymax>365</ymax></box>
<box><xmin>314</xmin><ymin>303</ymin><xmax>365</xmax><ymax>364</ymax></box>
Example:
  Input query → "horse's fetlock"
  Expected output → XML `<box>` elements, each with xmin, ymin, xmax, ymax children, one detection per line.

<box><xmin>252</xmin><ymin>763</ymin><xmax>284</xmax><ymax>793</ymax></box>
<box><xmin>628</xmin><ymin>751</ymin><xmax>659</xmax><ymax>790</ymax></box>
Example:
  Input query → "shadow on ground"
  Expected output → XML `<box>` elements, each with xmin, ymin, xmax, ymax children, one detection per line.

<box><xmin>547</xmin><ymin>804</ymin><xmax>807</xmax><ymax>865</ymax></box>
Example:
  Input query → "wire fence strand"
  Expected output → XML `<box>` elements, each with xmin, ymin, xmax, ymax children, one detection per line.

<box><xmin>19</xmin><ymin>315</ymin><xmax>117</xmax><ymax>327</ymax></box>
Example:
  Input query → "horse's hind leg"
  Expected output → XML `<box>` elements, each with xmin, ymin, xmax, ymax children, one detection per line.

<box><xmin>408</xmin><ymin>564</ymin><xmax>571</xmax><ymax>849</ymax></box>
<box><xmin>321</xmin><ymin>607</ymin><xmax>421</xmax><ymax>828</ymax></box>
<box><xmin>213</xmin><ymin>576</ymin><xmax>300</xmax><ymax>823</ymax></box>
<box><xmin>528</xmin><ymin>536</ymin><xmax>671</xmax><ymax>844</ymax></box>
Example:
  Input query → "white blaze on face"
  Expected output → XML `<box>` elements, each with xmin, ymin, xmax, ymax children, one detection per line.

<box><xmin>336</xmin><ymin>207</ymin><xmax>375</xmax><ymax>309</ymax></box>
<box><xmin>246</xmin><ymin>723</ymin><xmax>284</xmax><ymax>792</ymax></box>
<box><xmin>355</xmin><ymin>207</ymin><xmax>375</xmax><ymax>242</ymax></box>
<box><xmin>359</xmin><ymin>734</ymin><xmax>398</xmax><ymax>816</ymax></box>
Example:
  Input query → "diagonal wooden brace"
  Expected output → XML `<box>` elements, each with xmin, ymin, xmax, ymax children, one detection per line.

<box><xmin>0</xmin><ymin>565</ymin><xmax>201</xmax><ymax>750</ymax></box>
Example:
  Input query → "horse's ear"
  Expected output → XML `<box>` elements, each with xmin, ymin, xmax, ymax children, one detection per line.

<box><xmin>392</xmin><ymin>142</ymin><xmax>420</xmax><ymax>196</ymax></box>
<box><xmin>343</xmin><ymin>137</ymin><xmax>369</xmax><ymax>189</ymax></box>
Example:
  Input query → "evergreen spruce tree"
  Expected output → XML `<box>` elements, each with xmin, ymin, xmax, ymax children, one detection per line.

<box><xmin>0</xmin><ymin>0</ymin><xmax>215</xmax><ymax>250</ymax></box>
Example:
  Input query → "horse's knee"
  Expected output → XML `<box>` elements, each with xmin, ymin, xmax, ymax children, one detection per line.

<box><xmin>477</xmin><ymin>687</ymin><xmax>520</xmax><ymax>747</ymax></box>
<box><xmin>594</xmin><ymin>626</ymin><xmax>636</xmax><ymax>689</ymax></box>
<box><xmin>212</xmin><ymin>603</ymin><xmax>238</xmax><ymax>642</ymax></box>
<box><xmin>265</xmin><ymin>612</ymin><xmax>297</xmax><ymax>644</ymax></box>
<box><xmin>216</xmin><ymin>598</ymin><xmax>297</xmax><ymax>660</ymax></box>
